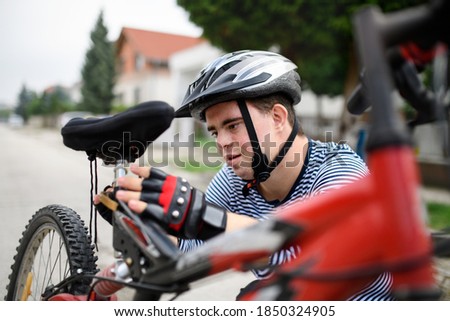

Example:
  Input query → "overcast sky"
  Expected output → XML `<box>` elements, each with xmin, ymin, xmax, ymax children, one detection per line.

<box><xmin>0</xmin><ymin>0</ymin><xmax>202</xmax><ymax>106</ymax></box>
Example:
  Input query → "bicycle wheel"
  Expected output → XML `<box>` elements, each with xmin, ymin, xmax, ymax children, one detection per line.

<box><xmin>4</xmin><ymin>205</ymin><xmax>98</xmax><ymax>300</ymax></box>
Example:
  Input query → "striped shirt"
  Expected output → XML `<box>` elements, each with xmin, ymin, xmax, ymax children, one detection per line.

<box><xmin>179</xmin><ymin>139</ymin><xmax>394</xmax><ymax>300</ymax></box>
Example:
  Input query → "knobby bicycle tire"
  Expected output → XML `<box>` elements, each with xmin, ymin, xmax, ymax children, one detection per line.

<box><xmin>4</xmin><ymin>205</ymin><xmax>98</xmax><ymax>300</ymax></box>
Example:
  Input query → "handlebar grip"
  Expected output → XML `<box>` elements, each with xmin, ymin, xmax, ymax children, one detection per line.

<box><xmin>347</xmin><ymin>83</ymin><xmax>371</xmax><ymax>115</ymax></box>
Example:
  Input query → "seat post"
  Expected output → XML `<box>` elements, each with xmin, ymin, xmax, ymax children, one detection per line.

<box><xmin>114</xmin><ymin>159</ymin><xmax>129</xmax><ymax>183</ymax></box>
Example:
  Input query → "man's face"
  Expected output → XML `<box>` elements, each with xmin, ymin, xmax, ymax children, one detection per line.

<box><xmin>205</xmin><ymin>101</ymin><xmax>272</xmax><ymax>180</ymax></box>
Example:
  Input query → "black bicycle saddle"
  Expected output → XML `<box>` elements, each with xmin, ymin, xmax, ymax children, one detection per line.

<box><xmin>61</xmin><ymin>101</ymin><xmax>175</xmax><ymax>164</ymax></box>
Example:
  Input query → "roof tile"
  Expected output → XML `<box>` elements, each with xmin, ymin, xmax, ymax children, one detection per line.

<box><xmin>117</xmin><ymin>27</ymin><xmax>204</xmax><ymax>60</ymax></box>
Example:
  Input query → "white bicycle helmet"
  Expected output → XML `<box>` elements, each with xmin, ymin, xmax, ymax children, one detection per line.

<box><xmin>176</xmin><ymin>50</ymin><xmax>302</xmax><ymax>196</ymax></box>
<box><xmin>176</xmin><ymin>50</ymin><xmax>302</xmax><ymax>120</ymax></box>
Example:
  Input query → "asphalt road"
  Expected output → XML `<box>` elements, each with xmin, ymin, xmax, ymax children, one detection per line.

<box><xmin>0</xmin><ymin>124</ymin><xmax>254</xmax><ymax>301</ymax></box>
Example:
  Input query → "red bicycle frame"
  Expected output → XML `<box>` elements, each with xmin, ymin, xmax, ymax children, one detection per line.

<box><xmin>238</xmin><ymin>146</ymin><xmax>436</xmax><ymax>300</ymax></box>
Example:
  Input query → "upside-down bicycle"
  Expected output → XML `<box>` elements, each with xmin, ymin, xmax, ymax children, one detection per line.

<box><xmin>5</xmin><ymin>0</ymin><xmax>450</xmax><ymax>301</ymax></box>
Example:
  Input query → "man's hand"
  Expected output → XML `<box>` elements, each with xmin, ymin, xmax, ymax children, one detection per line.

<box><xmin>115</xmin><ymin>164</ymin><xmax>227</xmax><ymax>239</ymax></box>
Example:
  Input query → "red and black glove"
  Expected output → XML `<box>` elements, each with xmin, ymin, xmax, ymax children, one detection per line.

<box><xmin>139</xmin><ymin>168</ymin><xmax>227</xmax><ymax>240</ymax></box>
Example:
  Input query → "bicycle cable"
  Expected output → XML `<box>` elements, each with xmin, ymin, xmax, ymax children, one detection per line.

<box><xmin>87</xmin><ymin>151</ymin><xmax>99</xmax><ymax>251</ymax></box>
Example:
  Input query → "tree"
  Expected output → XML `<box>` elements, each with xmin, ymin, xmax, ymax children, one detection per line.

<box><xmin>15</xmin><ymin>84</ymin><xmax>35</xmax><ymax>123</ymax></box>
<box><xmin>42</xmin><ymin>87</ymin><xmax>74</xmax><ymax>115</ymax></box>
<box><xmin>177</xmin><ymin>0</ymin><xmax>427</xmax><ymax>138</ymax></box>
<box><xmin>79</xmin><ymin>11</ymin><xmax>116</xmax><ymax>114</ymax></box>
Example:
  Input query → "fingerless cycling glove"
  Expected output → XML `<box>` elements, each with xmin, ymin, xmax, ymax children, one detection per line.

<box><xmin>140</xmin><ymin>168</ymin><xmax>227</xmax><ymax>239</ymax></box>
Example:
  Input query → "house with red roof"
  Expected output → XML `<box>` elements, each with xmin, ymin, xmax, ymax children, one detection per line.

<box><xmin>114</xmin><ymin>27</ymin><xmax>205</xmax><ymax>107</ymax></box>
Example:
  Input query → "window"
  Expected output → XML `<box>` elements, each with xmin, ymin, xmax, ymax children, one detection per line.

<box><xmin>134</xmin><ymin>87</ymin><xmax>141</xmax><ymax>104</ymax></box>
<box><xmin>135</xmin><ymin>54</ymin><xmax>145</xmax><ymax>71</ymax></box>
<box><xmin>115</xmin><ymin>93</ymin><xmax>124</xmax><ymax>105</ymax></box>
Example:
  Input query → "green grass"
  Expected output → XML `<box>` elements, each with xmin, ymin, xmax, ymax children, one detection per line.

<box><xmin>427</xmin><ymin>202</ymin><xmax>450</xmax><ymax>230</ymax></box>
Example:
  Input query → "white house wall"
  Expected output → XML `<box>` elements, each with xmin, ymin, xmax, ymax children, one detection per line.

<box><xmin>115</xmin><ymin>70</ymin><xmax>175</xmax><ymax>145</ymax></box>
<box><xmin>170</xmin><ymin>42</ymin><xmax>223</xmax><ymax>141</ymax></box>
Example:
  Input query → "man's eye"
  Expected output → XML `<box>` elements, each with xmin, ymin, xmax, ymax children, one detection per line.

<box><xmin>210</xmin><ymin>131</ymin><xmax>218</xmax><ymax>138</ymax></box>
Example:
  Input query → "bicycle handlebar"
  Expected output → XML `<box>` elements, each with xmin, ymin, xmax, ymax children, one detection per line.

<box><xmin>347</xmin><ymin>47</ymin><xmax>445</xmax><ymax>124</ymax></box>
<box><xmin>352</xmin><ymin>0</ymin><xmax>449</xmax><ymax>150</ymax></box>
<box><xmin>348</xmin><ymin>0</ymin><xmax>449</xmax><ymax>119</ymax></box>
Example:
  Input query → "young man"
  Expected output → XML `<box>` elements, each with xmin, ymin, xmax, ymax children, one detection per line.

<box><xmin>114</xmin><ymin>50</ymin><xmax>393</xmax><ymax>300</ymax></box>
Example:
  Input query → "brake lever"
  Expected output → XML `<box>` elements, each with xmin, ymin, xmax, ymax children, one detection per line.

<box><xmin>394</xmin><ymin>60</ymin><xmax>439</xmax><ymax>128</ymax></box>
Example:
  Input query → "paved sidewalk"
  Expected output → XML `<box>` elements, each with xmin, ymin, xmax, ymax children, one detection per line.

<box><xmin>421</xmin><ymin>186</ymin><xmax>450</xmax><ymax>205</ymax></box>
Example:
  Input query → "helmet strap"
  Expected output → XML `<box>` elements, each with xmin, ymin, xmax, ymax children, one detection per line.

<box><xmin>237</xmin><ymin>99</ymin><xmax>299</xmax><ymax>197</ymax></box>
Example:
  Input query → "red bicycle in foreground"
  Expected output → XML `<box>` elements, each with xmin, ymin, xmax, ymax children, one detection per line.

<box><xmin>5</xmin><ymin>0</ymin><xmax>450</xmax><ymax>300</ymax></box>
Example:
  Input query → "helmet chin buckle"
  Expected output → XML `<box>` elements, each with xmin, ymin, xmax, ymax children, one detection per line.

<box><xmin>258</xmin><ymin>172</ymin><xmax>270</xmax><ymax>182</ymax></box>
